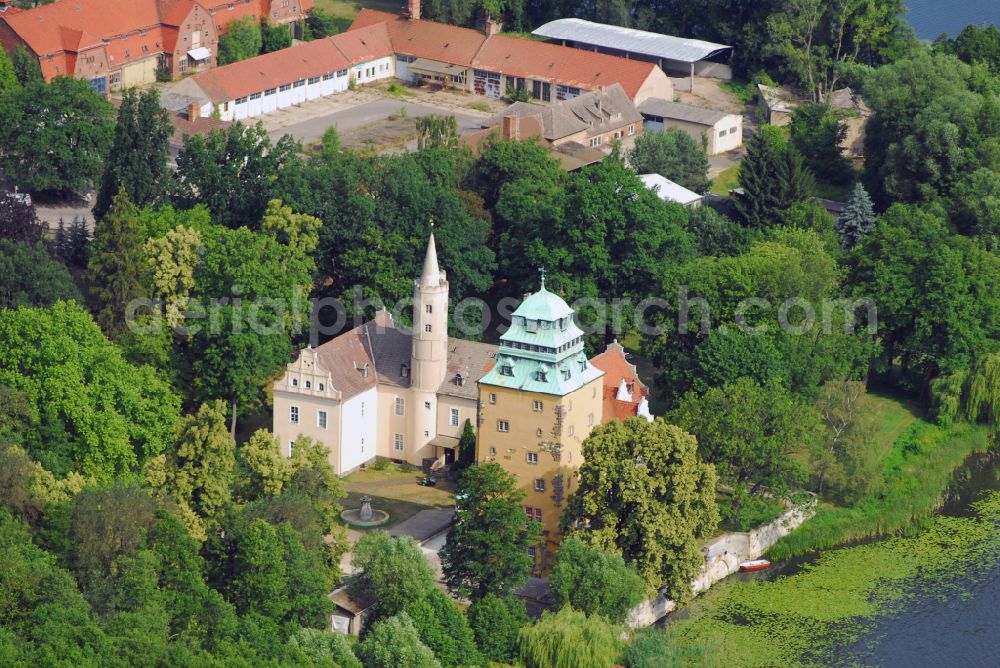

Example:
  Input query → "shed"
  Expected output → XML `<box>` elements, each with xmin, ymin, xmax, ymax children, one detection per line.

<box><xmin>329</xmin><ymin>585</ymin><xmax>374</xmax><ymax>636</ymax></box>
<box><xmin>638</xmin><ymin>98</ymin><xmax>742</xmax><ymax>155</ymax></box>
<box><xmin>757</xmin><ymin>84</ymin><xmax>798</xmax><ymax>127</ymax></box>
<box><xmin>826</xmin><ymin>87</ymin><xmax>871</xmax><ymax>157</ymax></box>
<box><xmin>639</xmin><ymin>173</ymin><xmax>703</xmax><ymax>207</ymax></box>
<box><xmin>532</xmin><ymin>18</ymin><xmax>732</xmax><ymax>92</ymax></box>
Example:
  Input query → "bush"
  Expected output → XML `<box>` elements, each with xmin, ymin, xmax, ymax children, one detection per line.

<box><xmin>357</xmin><ymin>613</ymin><xmax>441</xmax><ymax>668</ymax></box>
<box><xmin>262</xmin><ymin>22</ymin><xmax>291</xmax><ymax>54</ymax></box>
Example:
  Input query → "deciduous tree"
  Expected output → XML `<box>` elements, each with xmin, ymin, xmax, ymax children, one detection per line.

<box><xmin>0</xmin><ymin>240</ymin><xmax>82</xmax><ymax>308</ymax></box>
<box><xmin>518</xmin><ymin>606</ymin><xmax>622</xmax><ymax>668</ymax></box>
<box><xmin>628</xmin><ymin>128</ymin><xmax>710</xmax><ymax>193</ymax></box>
<box><xmin>562</xmin><ymin>418</ymin><xmax>718</xmax><ymax>601</ymax></box>
<box><xmin>467</xmin><ymin>593</ymin><xmax>528</xmax><ymax>664</ymax></box>
<box><xmin>441</xmin><ymin>463</ymin><xmax>542</xmax><ymax>600</ymax></box>
<box><xmin>548</xmin><ymin>537</ymin><xmax>645</xmax><ymax>624</ymax></box>
<box><xmin>357</xmin><ymin>613</ymin><xmax>441</xmax><ymax>668</ymax></box>
<box><xmin>217</xmin><ymin>17</ymin><xmax>263</xmax><ymax>65</ymax></box>
<box><xmin>350</xmin><ymin>531</ymin><xmax>437</xmax><ymax>622</ymax></box>
<box><xmin>0</xmin><ymin>77</ymin><xmax>114</xmax><ymax>195</ymax></box>
<box><xmin>0</xmin><ymin>194</ymin><xmax>44</xmax><ymax>244</ymax></box>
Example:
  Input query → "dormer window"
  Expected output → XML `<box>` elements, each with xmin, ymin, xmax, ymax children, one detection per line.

<box><xmin>536</xmin><ymin>370</ymin><xmax>547</xmax><ymax>382</ymax></box>
<box><xmin>361</xmin><ymin>363</ymin><xmax>370</xmax><ymax>378</ymax></box>
<box><xmin>401</xmin><ymin>364</ymin><xmax>409</xmax><ymax>378</ymax></box>
<box><xmin>562</xmin><ymin>368</ymin><xmax>571</xmax><ymax>380</ymax></box>
<box><xmin>455</xmin><ymin>374</ymin><xmax>465</xmax><ymax>387</ymax></box>
<box><xmin>501</xmin><ymin>365</ymin><xmax>513</xmax><ymax>376</ymax></box>
<box><xmin>526</xmin><ymin>319</ymin><xmax>537</xmax><ymax>333</ymax></box>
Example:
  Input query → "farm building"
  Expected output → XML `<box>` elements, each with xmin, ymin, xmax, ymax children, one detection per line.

<box><xmin>639</xmin><ymin>173</ymin><xmax>703</xmax><ymax>207</ymax></box>
<box><xmin>638</xmin><ymin>98</ymin><xmax>742</xmax><ymax>155</ymax></box>
<box><xmin>163</xmin><ymin>23</ymin><xmax>393</xmax><ymax>122</ymax></box>
<box><xmin>531</xmin><ymin>17</ymin><xmax>732</xmax><ymax>92</ymax></box>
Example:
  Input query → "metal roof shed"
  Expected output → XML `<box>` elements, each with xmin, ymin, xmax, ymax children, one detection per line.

<box><xmin>532</xmin><ymin>18</ymin><xmax>731</xmax><ymax>92</ymax></box>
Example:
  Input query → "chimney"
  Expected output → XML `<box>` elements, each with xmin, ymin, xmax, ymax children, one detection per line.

<box><xmin>187</xmin><ymin>102</ymin><xmax>200</xmax><ymax>122</ymax></box>
<box><xmin>501</xmin><ymin>114</ymin><xmax>520</xmax><ymax>141</ymax></box>
<box><xmin>407</xmin><ymin>0</ymin><xmax>420</xmax><ymax>20</ymax></box>
<box><xmin>485</xmin><ymin>16</ymin><xmax>501</xmax><ymax>36</ymax></box>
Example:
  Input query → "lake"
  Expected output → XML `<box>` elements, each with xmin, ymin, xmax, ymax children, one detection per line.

<box><xmin>905</xmin><ymin>0</ymin><xmax>998</xmax><ymax>39</ymax></box>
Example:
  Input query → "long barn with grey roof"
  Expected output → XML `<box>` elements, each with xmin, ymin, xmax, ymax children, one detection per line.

<box><xmin>532</xmin><ymin>17</ymin><xmax>732</xmax><ymax>91</ymax></box>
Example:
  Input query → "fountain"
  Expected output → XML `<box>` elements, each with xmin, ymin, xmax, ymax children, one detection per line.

<box><xmin>340</xmin><ymin>495</ymin><xmax>389</xmax><ymax>527</ymax></box>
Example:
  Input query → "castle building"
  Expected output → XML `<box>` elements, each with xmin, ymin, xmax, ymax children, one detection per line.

<box><xmin>273</xmin><ymin>235</ymin><xmax>655</xmax><ymax>570</ymax></box>
<box><xmin>272</xmin><ymin>234</ymin><xmax>496</xmax><ymax>475</ymax></box>
<box><xmin>475</xmin><ymin>279</ymin><xmax>606</xmax><ymax>571</ymax></box>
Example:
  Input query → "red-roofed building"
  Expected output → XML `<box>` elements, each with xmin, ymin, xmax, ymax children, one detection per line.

<box><xmin>348</xmin><ymin>7</ymin><xmax>671</xmax><ymax>105</ymax></box>
<box><xmin>0</xmin><ymin>0</ymin><xmax>311</xmax><ymax>93</ymax></box>
<box><xmin>165</xmin><ymin>24</ymin><xmax>393</xmax><ymax>121</ymax></box>
<box><xmin>164</xmin><ymin>2</ymin><xmax>671</xmax><ymax>123</ymax></box>
<box><xmin>590</xmin><ymin>340</ymin><xmax>654</xmax><ymax>424</ymax></box>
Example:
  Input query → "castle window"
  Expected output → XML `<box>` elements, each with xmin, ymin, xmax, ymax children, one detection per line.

<box><xmin>532</xmin><ymin>400</ymin><xmax>543</xmax><ymax>412</ymax></box>
<box><xmin>394</xmin><ymin>433</ymin><xmax>404</xmax><ymax>451</ymax></box>
<box><xmin>489</xmin><ymin>393</ymin><xmax>497</xmax><ymax>404</ymax></box>
<box><xmin>424</xmin><ymin>324</ymin><xmax>432</xmax><ymax>333</ymax></box>
<box><xmin>534</xmin><ymin>478</ymin><xmax>545</xmax><ymax>492</ymax></box>
<box><xmin>527</xmin><ymin>452</ymin><xmax>538</xmax><ymax>464</ymax></box>
<box><xmin>425</xmin><ymin>401</ymin><xmax>431</xmax><ymax>410</ymax></box>
<box><xmin>524</xmin><ymin>506</ymin><xmax>542</xmax><ymax>522</ymax></box>
<box><xmin>289</xmin><ymin>405</ymin><xmax>299</xmax><ymax>424</ymax></box>
<box><xmin>568</xmin><ymin>424</ymin><xmax>575</xmax><ymax>437</ymax></box>
<box><xmin>317</xmin><ymin>410</ymin><xmax>327</xmax><ymax>429</ymax></box>
<box><xmin>498</xmin><ymin>420</ymin><xmax>509</xmax><ymax>433</ymax></box>
<box><xmin>291</xmin><ymin>378</ymin><xmax>298</xmax><ymax>387</ymax></box>
<box><xmin>394</xmin><ymin>397</ymin><xmax>405</xmax><ymax>416</ymax></box>
<box><xmin>304</xmin><ymin>380</ymin><xmax>311</xmax><ymax>389</ymax></box>
<box><xmin>288</xmin><ymin>441</ymin><xmax>294</xmax><ymax>458</ymax></box>
<box><xmin>425</xmin><ymin>304</ymin><xmax>432</xmax><ymax>313</ymax></box>
<box><xmin>319</xmin><ymin>383</ymin><xmax>325</xmax><ymax>391</ymax></box>
<box><xmin>536</xmin><ymin>428</ymin><xmax>543</xmax><ymax>437</ymax></box>
<box><xmin>450</xmin><ymin>408</ymin><xmax>459</xmax><ymax>426</ymax></box>
<box><xmin>588</xmin><ymin>413</ymin><xmax>594</xmax><ymax>427</ymax></box>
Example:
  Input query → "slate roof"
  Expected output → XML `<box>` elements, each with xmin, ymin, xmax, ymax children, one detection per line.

<box><xmin>313</xmin><ymin>313</ymin><xmax>382</xmax><ymax>399</ymax></box>
<box><xmin>532</xmin><ymin>18</ymin><xmax>731</xmax><ymax>64</ymax></box>
<box><xmin>638</xmin><ymin>98</ymin><xmax>733</xmax><ymax>126</ymax></box>
<box><xmin>439</xmin><ymin>338</ymin><xmax>497</xmax><ymax>400</ymax></box>
<box><xmin>488</xmin><ymin>83</ymin><xmax>641</xmax><ymax>142</ymax></box>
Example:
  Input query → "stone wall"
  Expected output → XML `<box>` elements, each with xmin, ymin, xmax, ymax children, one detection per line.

<box><xmin>627</xmin><ymin>498</ymin><xmax>816</xmax><ymax>627</ymax></box>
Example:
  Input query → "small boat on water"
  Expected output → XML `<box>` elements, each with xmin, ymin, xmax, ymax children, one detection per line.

<box><xmin>739</xmin><ymin>559</ymin><xmax>771</xmax><ymax>572</ymax></box>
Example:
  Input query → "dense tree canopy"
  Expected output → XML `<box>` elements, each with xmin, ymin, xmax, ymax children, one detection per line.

<box><xmin>548</xmin><ymin>537</ymin><xmax>646</xmax><ymax>624</ymax></box>
<box><xmin>217</xmin><ymin>17</ymin><xmax>263</xmax><ymax>65</ymax></box>
<box><xmin>0</xmin><ymin>240</ymin><xmax>82</xmax><ymax>308</ymax></box>
<box><xmin>0</xmin><ymin>76</ymin><xmax>114</xmax><ymax>194</ymax></box>
<box><xmin>628</xmin><ymin>128</ymin><xmax>710</xmax><ymax>193</ymax></box>
<box><xmin>0</xmin><ymin>301</ymin><xmax>180</xmax><ymax>479</ymax></box>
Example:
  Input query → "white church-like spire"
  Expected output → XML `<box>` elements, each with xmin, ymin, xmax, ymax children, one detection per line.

<box><xmin>420</xmin><ymin>231</ymin><xmax>443</xmax><ymax>288</ymax></box>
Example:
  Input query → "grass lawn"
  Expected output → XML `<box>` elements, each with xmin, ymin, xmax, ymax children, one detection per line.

<box><xmin>710</xmin><ymin>163</ymin><xmax>740</xmax><ymax>196</ymax></box>
<box><xmin>313</xmin><ymin>0</ymin><xmax>401</xmax><ymax>23</ymax></box>
<box><xmin>339</xmin><ymin>463</ymin><xmax>455</xmax><ymax>530</ymax></box>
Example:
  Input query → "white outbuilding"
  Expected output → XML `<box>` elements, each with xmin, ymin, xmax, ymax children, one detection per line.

<box><xmin>639</xmin><ymin>173</ymin><xmax>703</xmax><ymax>207</ymax></box>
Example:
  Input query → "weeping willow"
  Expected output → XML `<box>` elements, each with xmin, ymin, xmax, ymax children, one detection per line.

<box><xmin>930</xmin><ymin>369</ymin><xmax>968</xmax><ymax>426</ymax></box>
<box><xmin>518</xmin><ymin>607</ymin><xmax>622</xmax><ymax>668</ymax></box>
<box><xmin>965</xmin><ymin>354</ymin><xmax>1000</xmax><ymax>425</ymax></box>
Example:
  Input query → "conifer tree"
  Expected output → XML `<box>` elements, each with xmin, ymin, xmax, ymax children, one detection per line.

<box><xmin>836</xmin><ymin>181</ymin><xmax>876</xmax><ymax>249</ymax></box>
<box><xmin>94</xmin><ymin>88</ymin><xmax>173</xmax><ymax>221</ymax></box>
<box><xmin>455</xmin><ymin>419</ymin><xmax>477</xmax><ymax>471</ymax></box>
<box><xmin>86</xmin><ymin>187</ymin><xmax>148</xmax><ymax>338</ymax></box>
<box><xmin>735</xmin><ymin>126</ymin><xmax>813</xmax><ymax>228</ymax></box>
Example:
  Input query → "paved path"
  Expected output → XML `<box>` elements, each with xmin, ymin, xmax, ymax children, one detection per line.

<box><xmin>265</xmin><ymin>98</ymin><xmax>486</xmax><ymax>145</ymax></box>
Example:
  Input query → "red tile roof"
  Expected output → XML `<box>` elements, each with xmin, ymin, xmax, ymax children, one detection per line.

<box><xmin>328</xmin><ymin>21</ymin><xmax>392</xmax><ymax>65</ymax></box>
<box><xmin>352</xmin><ymin>8</ymin><xmax>487</xmax><ymax>66</ymax></box>
<box><xmin>349</xmin><ymin>9</ymin><xmax>659</xmax><ymax>99</ymax></box>
<box><xmin>590</xmin><ymin>341</ymin><xmax>650</xmax><ymax>425</ymax></box>
<box><xmin>473</xmin><ymin>34</ymin><xmax>657</xmax><ymax>99</ymax></box>
<box><xmin>189</xmin><ymin>33</ymin><xmax>352</xmax><ymax>100</ymax></box>
<box><xmin>3</xmin><ymin>0</ymin><xmax>161</xmax><ymax>58</ymax></box>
